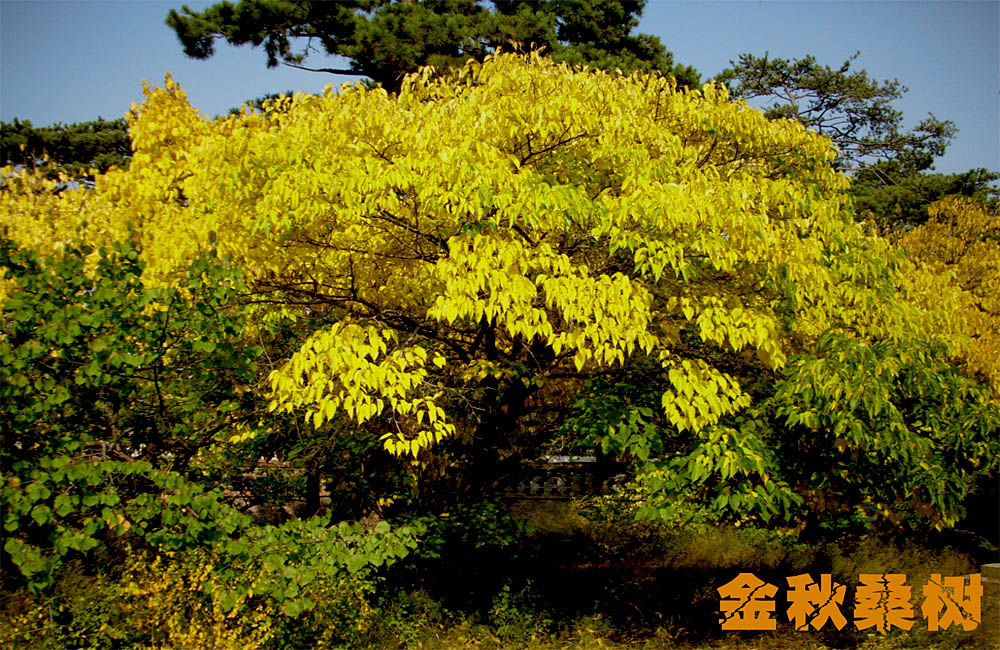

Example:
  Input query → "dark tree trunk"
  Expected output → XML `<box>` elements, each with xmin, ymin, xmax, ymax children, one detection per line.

<box><xmin>304</xmin><ymin>466</ymin><xmax>321</xmax><ymax>517</ymax></box>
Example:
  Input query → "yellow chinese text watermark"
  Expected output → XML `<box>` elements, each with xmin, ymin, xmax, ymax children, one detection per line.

<box><xmin>718</xmin><ymin>572</ymin><xmax>982</xmax><ymax>632</ymax></box>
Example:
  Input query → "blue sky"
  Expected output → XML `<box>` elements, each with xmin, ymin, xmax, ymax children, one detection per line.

<box><xmin>1</xmin><ymin>0</ymin><xmax>997</xmax><ymax>174</ymax></box>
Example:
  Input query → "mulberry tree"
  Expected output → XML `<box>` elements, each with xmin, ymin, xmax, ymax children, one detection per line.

<box><xmin>4</xmin><ymin>52</ymin><xmax>995</xmax><ymax>530</ymax></box>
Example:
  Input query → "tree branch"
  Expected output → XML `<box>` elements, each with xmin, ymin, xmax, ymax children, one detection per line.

<box><xmin>281</xmin><ymin>61</ymin><xmax>360</xmax><ymax>76</ymax></box>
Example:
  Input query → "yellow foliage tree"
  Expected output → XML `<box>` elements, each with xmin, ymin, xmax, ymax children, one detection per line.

<box><xmin>6</xmin><ymin>51</ymin><xmax>975</xmax><ymax>524</ymax></box>
<box><xmin>895</xmin><ymin>195</ymin><xmax>1000</xmax><ymax>397</ymax></box>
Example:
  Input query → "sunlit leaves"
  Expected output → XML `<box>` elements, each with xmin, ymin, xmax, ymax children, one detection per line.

<box><xmin>268</xmin><ymin>322</ymin><xmax>455</xmax><ymax>457</ymax></box>
<box><xmin>429</xmin><ymin>234</ymin><xmax>657</xmax><ymax>371</ymax></box>
<box><xmin>662</xmin><ymin>359</ymin><xmax>751</xmax><ymax>432</ymax></box>
<box><xmin>896</xmin><ymin>196</ymin><xmax>1000</xmax><ymax>396</ymax></box>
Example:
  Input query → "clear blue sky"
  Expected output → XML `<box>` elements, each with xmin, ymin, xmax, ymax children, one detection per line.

<box><xmin>1</xmin><ymin>0</ymin><xmax>997</xmax><ymax>174</ymax></box>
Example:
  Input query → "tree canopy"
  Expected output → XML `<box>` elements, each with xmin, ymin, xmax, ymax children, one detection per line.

<box><xmin>717</xmin><ymin>51</ymin><xmax>998</xmax><ymax>232</ymax></box>
<box><xmin>0</xmin><ymin>117</ymin><xmax>130</xmax><ymax>182</ymax></box>
<box><xmin>166</xmin><ymin>0</ymin><xmax>700</xmax><ymax>91</ymax></box>
<box><xmin>717</xmin><ymin>52</ymin><xmax>956</xmax><ymax>174</ymax></box>
<box><xmin>852</xmin><ymin>163</ymin><xmax>998</xmax><ymax>229</ymax></box>
<box><xmin>4</xmin><ymin>52</ymin><xmax>995</xmax><ymax>539</ymax></box>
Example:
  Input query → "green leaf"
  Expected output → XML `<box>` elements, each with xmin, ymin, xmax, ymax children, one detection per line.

<box><xmin>30</xmin><ymin>504</ymin><xmax>52</xmax><ymax>526</ymax></box>
<box><xmin>53</xmin><ymin>494</ymin><xmax>76</xmax><ymax>517</ymax></box>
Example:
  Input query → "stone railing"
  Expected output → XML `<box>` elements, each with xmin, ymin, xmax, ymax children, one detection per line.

<box><xmin>504</xmin><ymin>457</ymin><xmax>628</xmax><ymax>499</ymax></box>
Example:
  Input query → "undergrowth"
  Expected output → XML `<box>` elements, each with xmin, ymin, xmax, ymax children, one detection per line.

<box><xmin>2</xmin><ymin>498</ymin><xmax>995</xmax><ymax>649</ymax></box>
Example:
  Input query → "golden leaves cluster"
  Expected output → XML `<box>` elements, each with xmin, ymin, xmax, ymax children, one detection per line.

<box><xmin>896</xmin><ymin>196</ymin><xmax>1000</xmax><ymax>396</ymax></box>
<box><xmin>268</xmin><ymin>323</ymin><xmax>453</xmax><ymax>457</ymax></box>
